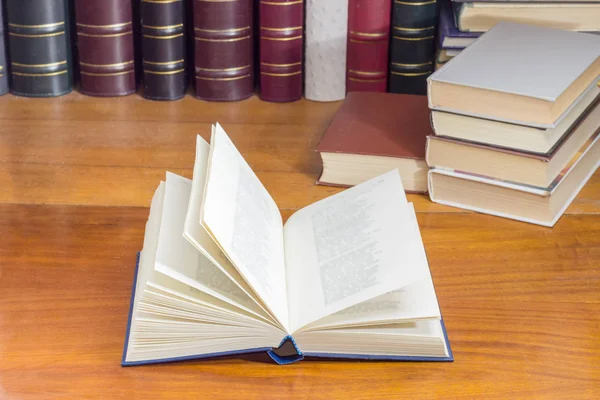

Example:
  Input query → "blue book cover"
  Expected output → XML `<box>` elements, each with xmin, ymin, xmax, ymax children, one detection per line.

<box><xmin>438</xmin><ymin>0</ymin><xmax>479</xmax><ymax>50</ymax></box>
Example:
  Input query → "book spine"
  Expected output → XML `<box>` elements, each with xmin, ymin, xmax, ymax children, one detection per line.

<box><xmin>388</xmin><ymin>0</ymin><xmax>438</xmax><ymax>96</ymax></box>
<box><xmin>346</xmin><ymin>0</ymin><xmax>391</xmax><ymax>93</ymax></box>
<box><xmin>0</xmin><ymin>2</ymin><xmax>8</xmax><ymax>95</ymax></box>
<box><xmin>305</xmin><ymin>0</ymin><xmax>349</xmax><ymax>102</ymax></box>
<box><xmin>141</xmin><ymin>0</ymin><xmax>187</xmax><ymax>101</ymax></box>
<box><xmin>74</xmin><ymin>0</ymin><xmax>136</xmax><ymax>97</ymax></box>
<box><xmin>258</xmin><ymin>0</ymin><xmax>303</xmax><ymax>103</ymax></box>
<box><xmin>193</xmin><ymin>0</ymin><xmax>254</xmax><ymax>102</ymax></box>
<box><xmin>5</xmin><ymin>0</ymin><xmax>72</xmax><ymax>97</ymax></box>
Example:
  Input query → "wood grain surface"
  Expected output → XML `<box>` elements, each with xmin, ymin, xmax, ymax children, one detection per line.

<box><xmin>0</xmin><ymin>93</ymin><xmax>598</xmax><ymax>399</ymax></box>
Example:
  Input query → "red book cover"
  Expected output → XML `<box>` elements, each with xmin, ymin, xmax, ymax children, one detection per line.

<box><xmin>193</xmin><ymin>0</ymin><xmax>254</xmax><ymax>102</ymax></box>
<box><xmin>74</xmin><ymin>0</ymin><xmax>136</xmax><ymax>97</ymax></box>
<box><xmin>346</xmin><ymin>0</ymin><xmax>392</xmax><ymax>92</ymax></box>
<box><xmin>259</xmin><ymin>0</ymin><xmax>303</xmax><ymax>103</ymax></box>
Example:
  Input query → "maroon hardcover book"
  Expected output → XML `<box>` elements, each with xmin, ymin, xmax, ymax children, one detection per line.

<box><xmin>193</xmin><ymin>0</ymin><xmax>254</xmax><ymax>101</ymax></box>
<box><xmin>346</xmin><ymin>0</ymin><xmax>392</xmax><ymax>92</ymax></box>
<box><xmin>74</xmin><ymin>0</ymin><xmax>136</xmax><ymax>97</ymax></box>
<box><xmin>258</xmin><ymin>0</ymin><xmax>303</xmax><ymax>103</ymax></box>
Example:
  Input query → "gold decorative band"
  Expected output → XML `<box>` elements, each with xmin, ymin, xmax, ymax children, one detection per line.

<box><xmin>393</xmin><ymin>26</ymin><xmax>434</xmax><ymax>32</ymax></box>
<box><xmin>196</xmin><ymin>0</ymin><xmax>237</xmax><ymax>2</ymax></box>
<box><xmin>194</xmin><ymin>26</ymin><xmax>250</xmax><ymax>33</ymax></box>
<box><xmin>261</xmin><ymin>1</ymin><xmax>303</xmax><ymax>5</ymax></box>
<box><xmin>392</xmin><ymin>61</ymin><xmax>432</xmax><ymax>67</ymax></box>
<box><xmin>197</xmin><ymin>65</ymin><xmax>250</xmax><ymax>72</ymax></box>
<box><xmin>391</xmin><ymin>71</ymin><xmax>431</xmax><ymax>76</ymax></box>
<box><xmin>393</xmin><ymin>35</ymin><xmax>434</xmax><ymax>41</ymax></box>
<box><xmin>9</xmin><ymin>21</ymin><xmax>64</xmax><ymax>29</ymax></box>
<box><xmin>143</xmin><ymin>0</ymin><xmax>183</xmax><ymax>3</ymax></box>
<box><xmin>349</xmin><ymin>77</ymin><xmax>385</xmax><ymax>83</ymax></box>
<box><xmin>350</xmin><ymin>38</ymin><xmax>386</xmax><ymax>44</ymax></box>
<box><xmin>81</xmin><ymin>70</ymin><xmax>135</xmax><ymax>77</ymax></box>
<box><xmin>261</xmin><ymin>71</ymin><xmax>301</xmax><ymax>77</ymax></box>
<box><xmin>195</xmin><ymin>35</ymin><xmax>250</xmax><ymax>42</ymax></box>
<box><xmin>78</xmin><ymin>31</ymin><xmax>133</xmax><ymax>38</ymax></box>
<box><xmin>144</xmin><ymin>59</ymin><xmax>185</xmax><ymax>66</ymax></box>
<box><xmin>261</xmin><ymin>35</ymin><xmax>302</xmax><ymax>41</ymax></box>
<box><xmin>261</xmin><ymin>61</ymin><xmax>301</xmax><ymax>67</ymax></box>
<box><xmin>394</xmin><ymin>0</ymin><xmax>436</xmax><ymax>5</ymax></box>
<box><xmin>76</xmin><ymin>22</ymin><xmax>132</xmax><ymax>29</ymax></box>
<box><xmin>349</xmin><ymin>70</ymin><xmax>385</xmax><ymax>77</ymax></box>
<box><xmin>144</xmin><ymin>69</ymin><xmax>185</xmax><ymax>75</ymax></box>
<box><xmin>143</xmin><ymin>24</ymin><xmax>184</xmax><ymax>30</ymax></box>
<box><xmin>350</xmin><ymin>31</ymin><xmax>387</xmax><ymax>38</ymax></box>
<box><xmin>80</xmin><ymin>61</ymin><xmax>135</xmax><ymax>68</ymax></box>
<box><xmin>9</xmin><ymin>31</ymin><xmax>65</xmax><ymax>38</ymax></box>
<box><xmin>143</xmin><ymin>33</ymin><xmax>184</xmax><ymax>39</ymax></box>
<box><xmin>13</xmin><ymin>71</ymin><xmax>68</xmax><ymax>77</ymax></box>
<box><xmin>196</xmin><ymin>74</ymin><xmax>251</xmax><ymax>81</ymax></box>
<box><xmin>261</xmin><ymin>26</ymin><xmax>303</xmax><ymax>31</ymax></box>
<box><xmin>12</xmin><ymin>61</ymin><xmax>67</xmax><ymax>68</ymax></box>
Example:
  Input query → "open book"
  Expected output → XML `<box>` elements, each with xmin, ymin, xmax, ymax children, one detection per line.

<box><xmin>121</xmin><ymin>124</ymin><xmax>453</xmax><ymax>365</ymax></box>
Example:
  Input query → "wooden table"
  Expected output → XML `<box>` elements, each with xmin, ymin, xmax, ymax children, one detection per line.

<box><xmin>0</xmin><ymin>93</ymin><xmax>598</xmax><ymax>399</ymax></box>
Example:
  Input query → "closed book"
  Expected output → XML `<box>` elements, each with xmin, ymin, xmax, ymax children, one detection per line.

<box><xmin>141</xmin><ymin>0</ymin><xmax>187</xmax><ymax>101</ymax></box>
<box><xmin>305</xmin><ymin>0</ymin><xmax>348</xmax><ymax>101</ymax></box>
<box><xmin>74</xmin><ymin>0</ymin><xmax>136</xmax><ymax>97</ymax></box>
<box><xmin>346</xmin><ymin>0</ymin><xmax>391</xmax><ymax>93</ymax></box>
<box><xmin>6</xmin><ymin>0</ymin><xmax>72</xmax><ymax>97</ymax></box>
<box><xmin>428</xmin><ymin>22</ymin><xmax>600</xmax><ymax>128</ymax></box>
<box><xmin>122</xmin><ymin>124</ymin><xmax>452</xmax><ymax>366</ymax></box>
<box><xmin>428</xmin><ymin>126</ymin><xmax>600</xmax><ymax>227</ymax></box>
<box><xmin>0</xmin><ymin>2</ymin><xmax>8</xmax><ymax>95</ymax></box>
<box><xmin>193</xmin><ymin>0</ymin><xmax>254</xmax><ymax>102</ymax></box>
<box><xmin>438</xmin><ymin>0</ymin><xmax>478</xmax><ymax>50</ymax></box>
<box><xmin>388</xmin><ymin>0</ymin><xmax>438</xmax><ymax>96</ymax></box>
<box><xmin>316</xmin><ymin>92</ymin><xmax>431</xmax><ymax>193</ymax></box>
<box><xmin>258</xmin><ymin>0</ymin><xmax>303</xmax><ymax>103</ymax></box>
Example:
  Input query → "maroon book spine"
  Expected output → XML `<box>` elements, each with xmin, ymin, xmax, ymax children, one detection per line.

<box><xmin>74</xmin><ymin>0</ymin><xmax>136</xmax><ymax>97</ymax></box>
<box><xmin>346</xmin><ymin>0</ymin><xmax>391</xmax><ymax>92</ymax></box>
<box><xmin>193</xmin><ymin>0</ymin><xmax>254</xmax><ymax>102</ymax></box>
<box><xmin>259</xmin><ymin>0</ymin><xmax>303</xmax><ymax>103</ymax></box>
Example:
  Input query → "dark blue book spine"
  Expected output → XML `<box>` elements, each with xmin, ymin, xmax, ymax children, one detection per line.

<box><xmin>0</xmin><ymin>0</ymin><xmax>9</xmax><ymax>95</ymax></box>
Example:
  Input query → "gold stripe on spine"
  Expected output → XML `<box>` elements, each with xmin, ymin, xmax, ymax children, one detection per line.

<box><xmin>261</xmin><ymin>1</ymin><xmax>303</xmax><ymax>5</ymax></box>
<box><xmin>195</xmin><ymin>36</ymin><xmax>250</xmax><ymax>42</ymax></box>
<box><xmin>393</xmin><ymin>26</ymin><xmax>434</xmax><ymax>32</ymax></box>
<box><xmin>392</xmin><ymin>61</ymin><xmax>432</xmax><ymax>67</ymax></box>
<box><xmin>196</xmin><ymin>0</ymin><xmax>238</xmax><ymax>2</ymax></box>
<box><xmin>349</xmin><ymin>70</ymin><xmax>385</xmax><ymax>76</ymax></box>
<box><xmin>143</xmin><ymin>24</ymin><xmax>184</xmax><ymax>30</ymax></box>
<box><xmin>349</xmin><ymin>77</ymin><xmax>385</xmax><ymax>83</ymax></box>
<box><xmin>144</xmin><ymin>69</ymin><xmax>185</xmax><ymax>75</ymax></box>
<box><xmin>197</xmin><ymin>65</ymin><xmax>250</xmax><ymax>72</ymax></box>
<box><xmin>394</xmin><ymin>0</ymin><xmax>435</xmax><ymax>5</ymax></box>
<box><xmin>194</xmin><ymin>27</ymin><xmax>250</xmax><ymax>33</ymax></box>
<box><xmin>261</xmin><ymin>71</ymin><xmax>301</xmax><ymax>77</ymax></box>
<box><xmin>76</xmin><ymin>22</ymin><xmax>131</xmax><ymax>29</ymax></box>
<box><xmin>80</xmin><ymin>61</ymin><xmax>134</xmax><ymax>68</ymax></box>
<box><xmin>143</xmin><ymin>33</ymin><xmax>184</xmax><ymax>40</ymax></box>
<box><xmin>12</xmin><ymin>71</ymin><xmax>68</xmax><ymax>77</ymax></box>
<box><xmin>261</xmin><ymin>61</ymin><xmax>301</xmax><ymax>67</ymax></box>
<box><xmin>12</xmin><ymin>61</ymin><xmax>67</xmax><ymax>68</ymax></box>
<box><xmin>9</xmin><ymin>32</ymin><xmax>65</xmax><ymax>38</ymax></box>
<box><xmin>78</xmin><ymin>32</ymin><xmax>133</xmax><ymax>38</ymax></box>
<box><xmin>350</xmin><ymin>31</ymin><xmax>387</xmax><ymax>38</ymax></box>
<box><xmin>81</xmin><ymin>70</ymin><xmax>135</xmax><ymax>77</ymax></box>
<box><xmin>261</xmin><ymin>36</ymin><xmax>302</xmax><ymax>41</ymax></box>
<box><xmin>196</xmin><ymin>74</ymin><xmax>251</xmax><ymax>81</ymax></box>
<box><xmin>143</xmin><ymin>0</ymin><xmax>182</xmax><ymax>3</ymax></box>
<box><xmin>391</xmin><ymin>71</ymin><xmax>432</xmax><ymax>76</ymax></box>
<box><xmin>261</xmin><ymin>26</ymin><xmax>303</xmax><ymax>31</ymax></box>
<box><xmin>144</xmin><ymin>59</ymin><xmax>185</xmax><ymax>66</ymax></box>
<box><xmin>392</xmin><ymin>35</ymin><xmax>433</xmax><ymax>41</ymax></box>
<box><xmin>350</xmin><ymin>38</ymin><xmax>386</xmax><ymax>44</ymax></box>
<box><xmin>9</xmin><ymin>22</ymin><xmax>64</xmax><ymax>28</ymax></box>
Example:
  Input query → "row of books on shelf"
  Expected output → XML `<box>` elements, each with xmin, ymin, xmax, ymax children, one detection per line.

<box><xmin>435</xmin><ymin>0</ymin><xmax>600</xmax><ymax>70</ymax></box>
<box><xmin>0</xmin><ymin>0</ymin><xmax>439</xmax><ymax>102</ymax></box>
<box><xmin>316</xmin><ymin>22</ymin><xmax>600</xmax><ymax>228</ymax></box>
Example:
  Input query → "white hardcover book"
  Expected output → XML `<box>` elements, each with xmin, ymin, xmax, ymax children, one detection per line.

<box><xmin>304</xmin><ymin>0</ymin><xmax>348</xmax><ymax>102</ymax></box>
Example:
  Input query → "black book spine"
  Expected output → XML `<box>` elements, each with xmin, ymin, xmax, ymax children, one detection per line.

<box><xmin>388</xmin><ymin>0</ymin><xmax>438</xmax><ymax>96</ymax></box>
<box><xmin>0</xmin><ymin>1</ymin><xmax>8</xmax><ymax>95</ymax></box>
<box><xmin>141</xmin><ymin>0</ymin><xmax>187</xmax><ymax>101</ymax></box>
<box><xmin>5</xmin><ymin>0</ymin><xmax>72</xmax><ymax>97</ymax></box>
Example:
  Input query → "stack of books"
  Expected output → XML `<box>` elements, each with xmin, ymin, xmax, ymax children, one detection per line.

<box><xmin>436</xmin><ymin>0</ymin><xmax>600</xmax><ymax>69</ymax></box>
<box><xmin>426</xmin><ymin>22</ymin><xmax>600</xmax><ymax>227</ymax></box>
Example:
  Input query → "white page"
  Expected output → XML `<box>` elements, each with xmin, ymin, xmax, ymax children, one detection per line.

<box><xmin>155</xmin><ymin>172</ymin><xmax>274</xmax><ymax>323</ymax></box>
<box><xmin>201</xmin><ymin>123</ymin><xmax>289</xmax><ymax>331</ymax></box>
<box><xmin>284</xmin><ymin>170</ymin><xmax>430</xmax><ymax>333</ymax></box>
<box><xmin>183</xmin><ymin>135</ymin><xmax>269</xmax><ymax>312</ymax></box>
